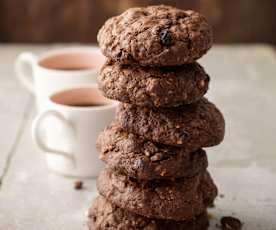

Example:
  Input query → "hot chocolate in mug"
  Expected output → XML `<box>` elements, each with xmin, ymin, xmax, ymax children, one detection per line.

<box><xmin>15</xmin><ymin>46</ymin><xmax>105</xmax><ymax>111</ymax></box>
<box><xmin>32</xmin><ymin>85</ymin><xmax>117</xmax><ymax>178</ymax></box>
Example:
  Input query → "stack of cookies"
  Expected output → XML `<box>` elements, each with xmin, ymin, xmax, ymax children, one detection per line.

<box><xmin>88</xmin><ymin>5</ymin><xmax>225</xmax><ymax>230</ymax></box>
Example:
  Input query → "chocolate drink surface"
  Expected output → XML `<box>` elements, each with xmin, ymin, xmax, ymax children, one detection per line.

<box><xmin>65</xmin><ymin>102</ymin><xmax>107</xmax><ymax>107</ymax></box>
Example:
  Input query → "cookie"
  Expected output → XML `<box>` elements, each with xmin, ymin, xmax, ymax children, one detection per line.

<box><xmin>88</xmin><ymin>196</ymin><xmax>209</xmax><ymax>230</ymax></box>
<box><xmin>116</xmin><ymin>98</ymin><xmax>225</xmax><ymax>148</ymax></box>
<box><xmin>97</xmin><ymin>122</ymin><xmax>208</xmax><ymax>180</ymax></box>
<box><xmin>99</xmin><ymin>61</ymin><xmax>209</xmax><ymax>107</ymax></box>
<box><xmin>97</xmin><ymin>169</ymin><xmax>217</xmax><ymax>221</ymax></box>
<box><xmin>97</xmin><ymin>5</ymin><xmax>213</xmax><ymax>66</ymax></box>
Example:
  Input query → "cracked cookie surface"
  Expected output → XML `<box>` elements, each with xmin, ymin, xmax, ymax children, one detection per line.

<box><xmin>116</xmin><ymin>98</ymin><xmax>225</xmax><ymax>148</ymax></box>
<box><xmin>99</xmin><ymin>61</ymin><xmax>209</xmax><ymax>107</ymax></box>
<box><xmin>97</xmin><ymin>5</ymin><xmax>213</xmax><ymax>66</ymax></box>
<box><xmin>97</xmin><ymin>122</ymin><xmax>208</xmax><ymax>180</ymax></box>
<box><xmin>97</xmin><ymin>169</ymin><xmax>217</xmax><ymax>221</ymax></box>
<box><xmin>88</xmin><ymin>196</ymin><xmax>209</xmax><ymax>230</ymax></box>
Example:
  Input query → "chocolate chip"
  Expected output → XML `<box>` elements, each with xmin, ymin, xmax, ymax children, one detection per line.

<box><xmin>221</xmin><ymin>216</ymin><xmax>242</xmax><ymax>230</ymax></box>
<box><xmin>160</xmin><ymin>29</ymin><xmax>173</xmax><ymax>46</ymax></box>
<box><xmin>74</xmin><ymin>180</ymin><xmax>83</xmax><ymax>190</ymax></box>
<box><xmin>116</xmin><ymin>51</ymin><xmax>122</xmax><ymax>59</ymax></box>
<box><xmin>206</xmin><ymin>74</ymin><xmax>210</xmax><ymax>82</ymax></box>
<box><xmin>146</xmin><ymin>180</ymin><xmax>158</xmax><ymax>189</ymax></box>
<box><xmin>129</xmin><ymin>177</ymin><xmax>138</xmax><ymax>183</ymax></box>
<box><xmin>180</xmin><ymin>131</ymin><xmax>189</xmax><ymax>139</ymax></box>
<box><xmin>176</xmin><ymin>131</ymin><xmax>189</xmax><ymax>145</ymax></box>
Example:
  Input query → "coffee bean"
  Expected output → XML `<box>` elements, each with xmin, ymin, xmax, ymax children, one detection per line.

<box><xmin>74</xmin><ymin>180</ymin><xmax>83</xmax><ymax>190</ymax></box>
<box><xmin>221</xmin><ymin>216</ymin><xmax>242</xmax><ymax>230</ymax></box>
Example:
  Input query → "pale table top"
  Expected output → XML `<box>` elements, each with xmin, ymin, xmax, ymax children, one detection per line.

<box><xmin>0</xmin><ymin>44</ymin><xmax>275</xmax><ymax>230</ymax></box>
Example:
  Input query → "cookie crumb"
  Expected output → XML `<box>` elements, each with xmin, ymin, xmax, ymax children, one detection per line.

<box><xmin>74</xmin><ymin>180</ymin><xmax>83</xmax><ymax>190</ymax></box>
<box><xmin>221</xmin><ymin>216</ymin><xmax>242</xmax><ymax>230</ymax></box>
<box><xmin>208</xmin><ymin>203</ymin><xmax>215</xmax><ymax>208</ymax></box>
<box><xmin>219</xmin><ymin>194</ymin><xmax>225</xmax><ymax>198</ymax></box>
<box><xmin>207</xmin><ymin>212</ymin><xmax>216</xmax><ymax>220</ymax></box>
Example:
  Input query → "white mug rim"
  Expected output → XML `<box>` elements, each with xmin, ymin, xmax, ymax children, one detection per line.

<box><xmin>35</xmin><ymin>46</ymin><xmax>103</xmax><ymax>75</ymax></box>
<box><xmin>48</xmin><ymin>84</ymin><xmax>118</xmax><ymax>112</ymax></box>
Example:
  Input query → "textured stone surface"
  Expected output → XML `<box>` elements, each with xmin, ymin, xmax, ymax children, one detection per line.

<box><xmin>0</xmin><ymin>45</ymin><xmax>276</xmax><ymax>229</ymax></box>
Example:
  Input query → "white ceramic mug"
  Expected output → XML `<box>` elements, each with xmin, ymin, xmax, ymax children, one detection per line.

<box><xmin>32</xmin><ymin>85</ymin><xmax>117</xmax><ymax>178</ymax></box>
<box><xmin>15</xmin><ymin>46</ymin><xmax>105</xmax><ymax>111</ymax></box>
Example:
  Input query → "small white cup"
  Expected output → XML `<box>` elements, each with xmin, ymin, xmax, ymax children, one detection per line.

<box><xmin>32</xmin><ymin>85</ymin><xmax>117</xmax><ymax>178</ymax></box>
<box><xmin>15</xmin><ymin>46</ymin><xmax>105</xmax><ymax>111</ymax></box>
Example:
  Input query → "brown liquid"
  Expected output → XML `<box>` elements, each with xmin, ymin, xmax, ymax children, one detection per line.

<box><xmin>51</xmin><ymin>87</ymin><xmax>113</xmax><ymax>108</ymax></box>
<box><xmin>51</xmin><ymin>66</ymin><xmax>94</xmax><ymax>71</ymax></box>
<box><xmin>66</xmin><ymin>102</ymin><xmax>107</xmax><ymax>107</ymax></box>
<box><xmin>39</xmin><ymin>52</ymin><xmax>105</xmax><ymax>71</ymax></box>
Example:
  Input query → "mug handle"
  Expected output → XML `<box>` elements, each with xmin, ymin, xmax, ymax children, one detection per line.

<box><xmin>14</xmin><ymin>52</ymin><xmax>37</xmax><ymax>93</ymax></box>
<box><xmin>32</xmin><ymin>110</ymin><xmax>76</xmax><ymax>163</ymax></box>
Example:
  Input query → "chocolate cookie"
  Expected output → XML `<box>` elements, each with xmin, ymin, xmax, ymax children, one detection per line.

<box><xmin>99</xmin><ymin>61</ymin><xmax>209</xmax><ymax>107</ymax></box>
<box><xmin>97</xmin><ymin>123</ymin><xmax>208</xmax><ymax>180</ymax></box>
<box><xmin>116</xmin><ymin>98</ymin><xmax>225</xmax><ymax>148</ymax></box>
<box><xmin>88</xmin><ymin>196</ymin><xmax>209</xmax><ymax>230</ymax></box>
<box><xmin>97</xmin><ymin>169</ymin><xmax>217</xmax><ymax>221</ymax></box>
<box><xmin>97</xmin><ymin>5</ymin><xmax>213</xmax><ymax>66</ymax></box>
